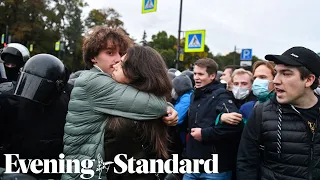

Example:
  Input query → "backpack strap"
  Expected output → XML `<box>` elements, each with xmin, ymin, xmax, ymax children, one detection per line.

<box><xmin>254</xmin><ymin>102</ymin><xmax>265</xmax><ymax>154</ymax></box>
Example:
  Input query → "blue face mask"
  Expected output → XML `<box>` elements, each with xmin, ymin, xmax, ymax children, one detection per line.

<box><xmin>252</xmin><ymin>78</ymin><xmax>270</xmax><ymax>98</ymax></box>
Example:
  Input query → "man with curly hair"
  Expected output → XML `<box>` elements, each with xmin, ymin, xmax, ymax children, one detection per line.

<box><xmin>62</xmin><ymin>26</ymin><xmax>178</xmax><ymax>180</ymax></box>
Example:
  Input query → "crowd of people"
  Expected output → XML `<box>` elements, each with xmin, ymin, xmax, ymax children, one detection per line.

<box><xmin>0</xmin><ymin>25</ymin><xmax>320</xmax><ymax>180</ymax></box>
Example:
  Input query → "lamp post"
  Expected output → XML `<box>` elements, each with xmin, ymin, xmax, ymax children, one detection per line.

<box><xmin>175</xmin><ymin>0</ymin><xmax>183</xmax><ymax>69</ymax></box>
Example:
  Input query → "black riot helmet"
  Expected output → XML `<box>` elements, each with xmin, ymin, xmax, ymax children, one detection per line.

<box><xmin>14</xmin><ymin>54</ymin><xmax>68</xmax><ymax>105</ymax></box>
<box><xmin>1</xmin><ymin>43</ymin><xmax>30</xmax><ymax>81</ymax></box>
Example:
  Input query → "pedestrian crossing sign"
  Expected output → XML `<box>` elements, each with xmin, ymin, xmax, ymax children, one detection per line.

<box><xmin>142</xmin><ymin>0</ymin><xmax>157</xmax><ymax>14</ymax></box>
<box><xmin>185</xmin><ymin>30</ymin><xmax>205</xmax><ymax>52</ymax></box>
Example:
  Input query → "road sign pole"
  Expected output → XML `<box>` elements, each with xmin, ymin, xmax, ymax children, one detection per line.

<box><xmin>5</xmin><ymin>25</ymin><xmax>8</xmax><ymax>44</ymax></box>
<box><xmin>175</xmin><ymin>0</ymin><xmax>183</xmax><ymax>70</ymax></box>
<box><xmin>233</xmin><ymin>45</ymin><xmax>236</xmax><ymax>65</ymax></box>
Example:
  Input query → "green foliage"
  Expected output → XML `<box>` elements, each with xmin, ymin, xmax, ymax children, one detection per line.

<box><xmin>145</xmin><ymin>31</ymin><xmax>261</xmax><ymax>71</ymax></box>
<box><xmin>85</xmin><ymin>8</ymin><xmax>124</xmax><ymax>29</ymax></box>
<box><xmin>0</xmin><ymin>1</ymin><xmax>260</xmax><ymax>72</ymax></box>
<box><xmin>0</xmin><ymin>1</ymin><xmax>128</xmax><ymax>71</ymax></box>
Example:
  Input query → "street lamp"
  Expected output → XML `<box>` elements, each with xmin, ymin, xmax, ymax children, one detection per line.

<box><xmin>175</xmin><ymin>0</ymin><xmax>183</xmax><ymax>69</ymax></box>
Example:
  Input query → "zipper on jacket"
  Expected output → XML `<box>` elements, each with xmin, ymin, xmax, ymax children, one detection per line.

<box><xmin>309</xmin><ymin>130</ymin><xmax>315</xmax><ymax>180</ymax></box>
<box><xmin>195</xmin><ymin>104</ymin><xmax>201</xmax><ymax>124</ymax></box>
<box><xmin>223</xmin><ymin>102</ymin><xmax>230</xmax><ymax>113</ymax></box>
<box><xmin>309</xmin><ymin>118</ymin><xmax>317</xmax><ymax>180</ymax></box>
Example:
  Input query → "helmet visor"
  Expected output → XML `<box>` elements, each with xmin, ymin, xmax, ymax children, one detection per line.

<box><xmin>14</xmin><ymin>72</ymin><xmax>56</xmax><ymax>104</ymax></box>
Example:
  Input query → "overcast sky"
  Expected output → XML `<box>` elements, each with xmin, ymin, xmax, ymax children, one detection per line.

<box><xmin>84</xmin><ymin>0</ymin><xmax>320</xmax><ymax>59</ymax></box>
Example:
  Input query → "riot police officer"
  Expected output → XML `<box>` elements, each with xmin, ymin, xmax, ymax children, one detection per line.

<box><xmin>0</xmin><ymin>54</ymin><xmax>69</xmax><ymax>179</ymax></box>
<box><xmin>0</xmin><ymin>43</ymin><xmax>30</xmax><ymax>93</ymax></box>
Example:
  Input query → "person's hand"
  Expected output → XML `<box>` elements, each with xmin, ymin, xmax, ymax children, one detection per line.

<box><xmin>162</xmin><ymin>106</ymin><xmax>178</xmax><ymax>126</ymax></box>
<box><xmin>191</xmin><ymin>128</ymin><xmax>202</xmax><ymax>141</ymax></box>
<box><xmin>221</xmin><ymin>113</ymin><xmax>242</xmax><ymax>125</ymax></box>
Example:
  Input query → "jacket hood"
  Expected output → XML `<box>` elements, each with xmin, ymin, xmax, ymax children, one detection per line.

<box><xmin>68</xmin><ymin>70</ymin><xmax>84</xmax><ymax>86</ymax></box>
<box><xmin>173</xmin><ymin>75</ymin><xmax>193</xmax><ymax>96</ymax></box>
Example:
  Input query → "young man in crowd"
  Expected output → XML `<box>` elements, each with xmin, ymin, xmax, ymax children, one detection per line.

<box><xmin>237</xmin><ymin>46</ymin><xmax>320</xmax><ymax>180</ymax></box>
<box><xmin>185</xmin><ymin>58</ymin><xmax>242</xmax><ymax>180</ymax></box>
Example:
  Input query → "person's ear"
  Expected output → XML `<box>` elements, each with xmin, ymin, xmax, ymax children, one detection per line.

<box><xmin>209</xmin><ymin>73</ymin><xmax>216</xmax><ymax>81</ymax></box>
<box><xmin>91</xmin><ymin>57</ymin><xmax>97</xmax><ymax>63</ymax></box>
<box><xmin>305</xmin><ymin>74</ymin><xmax>316</xmax><ymax>88</ymax></box>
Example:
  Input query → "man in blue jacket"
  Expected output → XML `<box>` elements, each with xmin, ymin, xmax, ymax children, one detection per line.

<box><xmin>172</xmin><ymin>74</ymin><xmax>194</xmax><ymax>145</ymax></box>
<box><xmin>184</xmin><ymin>58</ymin><xmax>243</xmax><ymax>180</ymax></box>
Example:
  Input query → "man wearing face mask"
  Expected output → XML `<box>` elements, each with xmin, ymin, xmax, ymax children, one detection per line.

<box><xmin>231</xmin><ymin>68</ymin><xmax>256</xmax><ymax>108</ymax></box>
<box><xmin>315</xmin><ymin>78</ymin><xmax>320</xmax><ymax>96</ymax></box>
<box><xmin>0</xmin><ymin>43</ymin><xmax>30</xmax><ymax>94</ymax></box>
<box><xmin>221</xmin><ymin>63</ymin><xmax>275</xmax><ymax>125</ymax></box>
<box><xmin>238</xmin><ymin>61</ymin><xmax>276</xmax><ymax>121</ymax></box>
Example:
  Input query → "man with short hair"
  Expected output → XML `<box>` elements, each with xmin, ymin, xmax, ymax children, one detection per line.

<box><xmin>237</xmin><ymin>46</ymin><xmax>320</xmax><ymax>180</ymax></box>
<box><xmin>240</xmin><ymin>61</ymin><xmax>275</xmax><ymax>120</ymax></box>
<box><xmin>231</xmin><ymin>68</ymin><xmax>256</xmax><ymax>108</ymax></box>
<box><xmin>221</xmin><ymin>65</ymin><xmax>241</xmax><ymax>91</ymax></box>
<box><xmin>184</xmin><ymin>58</ymin><xmax>242</xmax><ymax>180</ymax></box>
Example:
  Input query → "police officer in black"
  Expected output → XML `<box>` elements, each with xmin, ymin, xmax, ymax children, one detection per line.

<box><xmin>0</xmin><ymin>43</ymin><xmax>30</xmax><ymax>93</ymax></box>
<box><xmin>0</xmin><ymin>54</ymin><xmax>70</xmax><ymax>179</ymax></box>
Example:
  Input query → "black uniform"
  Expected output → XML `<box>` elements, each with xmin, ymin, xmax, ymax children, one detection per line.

<box><xmin>0</xmin><ymin>54</ymin><xmax>70</xmax><ymax>179</ymax></box>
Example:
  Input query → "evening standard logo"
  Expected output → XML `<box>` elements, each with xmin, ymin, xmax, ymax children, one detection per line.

<box><xmin>4</xmin><ymin>153</ymin><xmax>218</xmax><ymax>179</ymax></box>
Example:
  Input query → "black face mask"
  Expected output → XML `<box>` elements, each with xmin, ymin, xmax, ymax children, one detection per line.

<box><xmin>4</xmin><ymin>66</ymin><xmax>20</xmax><ymax>81</ymax></box>
<box><xmin>2</xmin><ymin>54</ymin><xmax>24</xmax><ymax>82</ymax></box>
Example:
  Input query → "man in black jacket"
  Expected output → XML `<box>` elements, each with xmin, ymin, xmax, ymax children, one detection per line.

<box><xmin>184</xmin><ymin>58</ymin><xmax>243</xmax><ymax>180</ymax></box>
<box><xmin>0</xmin><ymin>54</ymin><xmax>70</xmax><ymax>179</ymax></box>
<box><xmin>237</xmin><ymin>46</ymin><xmax>320</xmax><ymax>180</ymax></box>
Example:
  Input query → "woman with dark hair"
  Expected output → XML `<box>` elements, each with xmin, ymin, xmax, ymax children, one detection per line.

<box><xmin>105</xmin><ymin>46</ymin><xmax>173</xmax><ymax>179</ymax></box>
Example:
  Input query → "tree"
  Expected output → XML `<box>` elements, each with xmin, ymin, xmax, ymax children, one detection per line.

<box><xmin>0</xmin><ymin>0</ymin><xmax>88</xmax><ymax>71</ymax></box>
<box><xmin>85</xmin><ymin>9</ymin><xmax>107</xmax><ymax>28</ymax></box>
<box><xmin>159</xmin><ymin>49</ymin><xmax>176</xmax><ymax>68</ymax></box>
<box><xmin>84</xmin><ymin>8</ymin><xmax>135</xmax><ymax>44</ymax></box>
<box><xmin>213</xmin><ymin>52</ymin><xmax>260</xmax><ymax>70</ymax></box>
<box><xmin>149</xmin><ymin>31</ymin><xmax>176</xmax><ymax>50</ymax></box>
<box><xmin>148</xmin><ymin>31</ymin><xmax>177</xmax><ymax>68</ymax></box>
<box><xmin>0</xmin><ymin>0</ymin><xmax>62</xmax><ymax>56</ymax></box>
<box><xmin>51</xmin><ymin>0</ymin><xmax>88</xmax><ymax>71</ymax></box>
<box><xmin>85</xmin><ymin>8</ymin><xmax>124</xmax><ymax>29</ymax></box>
<box><xmin>140</xmin><ymin>30</ymin><xmax>148</xmax><ymax>46</ymax></box>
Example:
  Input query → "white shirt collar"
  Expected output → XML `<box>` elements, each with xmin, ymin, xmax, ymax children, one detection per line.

<box><xmin>93</xmin><ymin>65</ymin><xmax>104</xmax><ymax>73</ymax></box>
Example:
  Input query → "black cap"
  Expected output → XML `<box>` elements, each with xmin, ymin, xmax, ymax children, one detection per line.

<box><xmin>265</xmin><ymin>46</ymin><xmax>320</xmax><ymax>77</ymax></box>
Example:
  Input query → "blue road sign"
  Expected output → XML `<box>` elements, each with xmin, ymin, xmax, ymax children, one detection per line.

<box><xmin>184</xmin><ymin>30</ymin><xmax>205</xmax><ymax>52</ymax></box>
<box><xmin>240</xmin><ymin>49</ymin><xmax>253</xmax><ymax>60</ymax></box>
<box><xmin>142</xmin><ymin>0</ymin><xmax>157</xmax><ymax>13</ymax></box>
<box><xmin>188</xmin><ymin>34</ymin><xmax>202</xmax><ymax>49</ymax></box>
<box><xmin>144</xmin><ymin>0</ymin><xmax>154</xmax><ymax>10</ymax></box>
